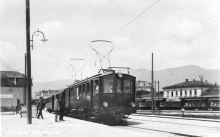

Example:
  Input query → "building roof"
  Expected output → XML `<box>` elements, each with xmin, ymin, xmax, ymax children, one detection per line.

<box><xmin>1</xmin><ymin>71</ymin><xmax>26</xmax><ymax>87</ymax></box>
<box><xmin>163</xmin><ymin>79</ymin><xmax>216</xmax><ymax>89</ymax></box>
<box><xmin>0</xmin><ymin>71</ymin><xmax>24</xmax><ymax>78</ymax></box>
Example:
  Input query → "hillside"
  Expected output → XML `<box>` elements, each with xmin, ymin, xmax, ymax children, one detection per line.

<box><xmin>130</xmin><ymin>65</ymin><xmax>219</xmax><ymax>91</ymax></box>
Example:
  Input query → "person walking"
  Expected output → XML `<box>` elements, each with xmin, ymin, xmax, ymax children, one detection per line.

<box><xmin>181</xmin><ymin>107</ymin><xmax>185</xmax><ymax>117</ymax></box>
<box><xmin>59</xmin><ymin>96</ymin><xmax>65</xmax><ymax>121</ymax></box>
<box><xmin>37</xmin><ymin>97</ymin><xmax>45</xmax><ymax>119</ymax></box>
<box><xmin>54</xmin><ymin>95</ymin><xmax>60</xmax><ymax>122</ymax></box>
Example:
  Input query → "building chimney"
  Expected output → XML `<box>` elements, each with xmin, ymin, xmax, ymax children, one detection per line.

<box><xmin>193</xmin><ymin>79</ymin><xmax>195</xmax><ymax>82</ymax></box>
<box><xmin>186</xmin><ymin>79</ymin><xmax>188</xmax><ymax>82</ymax></box>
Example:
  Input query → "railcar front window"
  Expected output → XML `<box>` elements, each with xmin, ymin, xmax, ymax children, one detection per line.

<box><xmin>124</xmin><ymin>79</ymin><xmax>132</xmax><ymax>93</ymax></box>
<box><xmin>103</xmin><ymin>76</ymin><xmax>114</xmax><ymax>93</ymax></box>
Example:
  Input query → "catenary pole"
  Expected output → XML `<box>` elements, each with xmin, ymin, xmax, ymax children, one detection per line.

<box><xmin>26</xmin><ymin>0</ymin><xmax>32</xmax><ymax>124</ymax></box>
<box><xmin>151</xmin><ymin>53</ymin><xmax>154</xmax><ymax>115</ymax></box>
<box><xmin>155</xmin><ymin>81</ymin><xmax>156</xmax><ymax>110</ymax></box>
<box><xmin>24</xmin><ymin>53</ymin><xmax>27</xmax><ymax>105</ymax></box>
<box><xmin>158</xmin><ymin>81</ymin><xmax>159</xmax><ymax>112</ymax></box>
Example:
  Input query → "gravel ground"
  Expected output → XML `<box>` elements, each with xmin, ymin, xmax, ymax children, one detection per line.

<box><xmin>1</xmin><ymin>110</ymin><xmax>175</xmax><ymax>137</ymax></box>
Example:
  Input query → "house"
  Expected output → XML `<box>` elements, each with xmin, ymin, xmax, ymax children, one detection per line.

<box><xmin>162</xmin><ymin>79</ymin><xmax>219</xmax><ymax>110</ymax></box>
<box><xmin>162</xmin><ymin>79</ymin><xmax>215</xmax><ymax>101</ymax></box>
<box><xmin>1</xmin><ymin>71</ymin><xmax>27</xmax><ymax>111</ymax></box>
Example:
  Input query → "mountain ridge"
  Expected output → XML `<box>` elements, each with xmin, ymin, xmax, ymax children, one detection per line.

<box><xmin>32</xmin><ymin>65</ymin><xmax>219</xmax><ymax>98</ymax></box>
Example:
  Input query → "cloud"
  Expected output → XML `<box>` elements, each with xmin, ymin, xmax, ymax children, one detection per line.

<box><xmin>38</xmin><ymin>21</ymin><xmax>64</xmax><ymax>38</ymax></box>
<box><xmin>0</xmin><ymin>40</ymin><xmax>24</xmax><ymax>71</ymax></box>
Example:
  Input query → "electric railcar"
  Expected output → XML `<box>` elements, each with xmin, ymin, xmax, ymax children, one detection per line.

<box><xmin>45</xmin><ymin>68</ymin><xmax>136</xmax><ymax>123</ymax></box>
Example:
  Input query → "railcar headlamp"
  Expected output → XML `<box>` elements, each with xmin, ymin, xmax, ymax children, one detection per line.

<box><xmin>103</xmin><ymin>102</ymin><xmax>108</xmax><ymax>107</ymax></box>
<box><xmin>118</xmin><ymin>73</ymin><xmax>122</xmax><ymax>78</ymax></box>
<box><xmin>131</xmin><ymin>102</ymin><xmax>135</xmax><ymax>107</ymax></box>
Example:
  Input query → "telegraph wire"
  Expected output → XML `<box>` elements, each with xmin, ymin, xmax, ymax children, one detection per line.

<box><xmin>108</xmin><ymin>0</ymin><xmax>160</xmax><ymax>39</ymax></box>
<box><xmin>111</xmin><ymin>13</ymin><xmax>219</xmax><ymax>64</ymax></box>
<box><xmin>154</xmin><ymin>46</ymin><xmax>219</xmax><ymax>68</ymax></box>
<box><xmin>79</xmin><ymin>0</ymin><xmax>160</xmax><ymax>60</ymax></box>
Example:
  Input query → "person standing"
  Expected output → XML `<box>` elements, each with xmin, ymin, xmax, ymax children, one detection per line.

<box><xmin>37</xmin><ymin>97</ymin><xmax>45</xmax><ymax>119</ymax></box>
<box><xmin>54</xmin><ymin>95</ymin><xmax>60</xmax><ymax>122</ymax></box>
<box><xmin>59</xmin><ymin>96</ymin><xmax>65</xmax><ymax>121</ymax></box>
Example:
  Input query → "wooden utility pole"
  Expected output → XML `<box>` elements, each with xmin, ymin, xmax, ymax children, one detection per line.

<box><xmin>26</xmin><ymin>0</ymin><xmax>32</xmax><ymax>124</ymax></box>
<box><xmin>151</xmin><ymin>53</ymin><xmax>154</xmax><ymax>115</ymax></box>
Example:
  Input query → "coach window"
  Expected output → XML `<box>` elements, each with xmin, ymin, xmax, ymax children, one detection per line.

<box><xmin>70</xmin><ymin>88</ymin><xmax>74</xmax><ymax>97</ymax></box>
<box><xmin>79</xmin><ymin>86</ymin><xmax>82</xmax><ymax>96</ymax></box>
<box><xmin>116</xmin><ymin>79</ymin><xmax>122</xmax><ymax>93</ymax></box>
<box><xmin>86</xmin><ymin>83</ymin><xmax>90</xmax><ymax>96</ymax></box>
<box><xmin>124</xmin><ymin>79</ymin><xmax>132</xmax><ymax>93</ymax></box>
<box><xmin>76</xmin><ymin>87</ymin><xmax>79</xmax><ymax>99</ymax></box>
<box><xmin>103</xmin><ymin>75</ymin><xmax>114</xmax><ymax>93</ymax></box>
<box><xmin>82</xmin><ymin>84</ymin><xmax>86</xmax><ymax>96</ymax></box>
<box><xmin>94</xmin><ymin>80</ymin><xmax>99</xmax><ymax>94</ymax></box>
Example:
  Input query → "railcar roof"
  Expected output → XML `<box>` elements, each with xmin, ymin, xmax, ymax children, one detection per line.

<box><xmin>67</xmin><ymin>72</ymin><xmax>135</xmax><ymax>88</ymax></box>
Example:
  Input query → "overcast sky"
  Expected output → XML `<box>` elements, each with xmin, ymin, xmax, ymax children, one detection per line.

<box><xmin>0</xmin><ymin>0</ymin><xmax>219</xmax><ymax>82</ymax></box>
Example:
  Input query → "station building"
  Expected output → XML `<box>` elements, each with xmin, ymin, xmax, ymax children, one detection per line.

<box><xmin>0</xmin><ymin>71</ymin><xmax>27</xmax><ymax>111</ymax></box>
<box><xmin>162</xmin><ymin>79</ymin><xmax>219</xmax><ymax>110</ymax></box>
<box><xmin>136</xmin><ymin>79</ymin><xmax>219</xmax><ymax>110</ymax></box>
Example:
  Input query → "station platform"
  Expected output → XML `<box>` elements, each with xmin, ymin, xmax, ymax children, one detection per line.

<box><xmin>0</xmin><ymin>110</ymin><xmax>150</xmax><ymax>137</ymax></box>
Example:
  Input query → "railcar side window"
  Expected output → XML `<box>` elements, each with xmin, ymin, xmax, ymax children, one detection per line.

<box><xmin>103</xmin><ymin>76</ymin><xmax>114</xmax><ymax>93</ymax></box>
<box><xmin>116</xmin><ymin>79</ymin><xmax>122</xmax><ymax>93</ymax></box>
<box><xmin>123</xmin><ymin>79</ymin><xmax>132</xmax><ymax>93</ymax></box>
<box><xmin>77</xmin><ymin>87</ymin><xmax>79</xmax><ymax>99</ymax></box>
<box><xmin>94</xmin><ymin>80</ymin><xmax>99</xmax><ymax>94</ymax></box>
<box><xmin>86</xmin><ymin>83</ymin><xmax>90</xmax><ymax>96</ymax></box>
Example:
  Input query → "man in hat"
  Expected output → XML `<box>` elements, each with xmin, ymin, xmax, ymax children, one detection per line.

<box><xmin>37</xmin><ymin>97</ymin><xmax>45</xmax><ymax>119</ymax></box>
<box><xmin>59</xmin><ymin>96</ymin><xmax>65</xmax><ymax>121</ymax></box>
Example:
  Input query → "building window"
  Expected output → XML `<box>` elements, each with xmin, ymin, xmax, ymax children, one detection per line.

<box><xmin>176</xmin><ymin>91</ymin><xmax>178</xmax><ymax>97</ymax></box>
<box><xmin>180</xmin><ymin>91</ymin><xmax>182</xmax><ymax>97</ymax></box>
<box><xmin>167</xmin><ymin>92</ymin><xmax>169</xmax><ymax>97</ymax></box>
<box><xmin>171</xmin><ymin>91</ymin><xmax>173</xmax><ymax>97</ymax></box>
<box><xmin>185</xmin><ymin>91</ymin><xmax>187</xmax><ymax>96</ymax></box>
<box><xmin>194</xmin><ymin>89</ymin><xmax>197</xmax><ymax>96</ymax></box>
<box><xmin>190</xmin><ymin>90</ymin><xmax>192</xmax><ymax>96</ymax></box>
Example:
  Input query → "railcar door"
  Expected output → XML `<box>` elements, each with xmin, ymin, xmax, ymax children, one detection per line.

<box><xmin>101</xmin><ymin>75</ymin><xmax>116</xmax><ymax>109</ymax></box>
<box><xmin>115</xmin><ymin>75</ymin><xmax>135</xmax><ymax>108</ymax></box>
<box><xmin>93</xmin><ymin>79</ymin><xmax>100</xmax><ymax>109</ymax></box>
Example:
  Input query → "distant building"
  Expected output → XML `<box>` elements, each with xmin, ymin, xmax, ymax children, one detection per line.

<box><xmin>36</xmin><ymin>89</ymin><xmax>62</xmax><ymax>99</ymax></box>
<box><xmin>162</xmin><ymin>79</ymin><xmax>219</xmax><ymax>110</ymax></box>
<box><xmin>136</xmin><ymin>81</ymin><xmax>151</xmax><ymax>91</ymax></box>
<box><xmin>137</xmin><ymin>79</ymin><xmax>219</xmax><ymax>110</ymax></box>
<box><xmin>162</xmin><ymin>79</ymin><xmax>216</xmax><ymax>101</ymax></box>
<box><xmin>0</xmin><ymin>71</ymin><xmax>27</xmax><ymax>110</ymax></box>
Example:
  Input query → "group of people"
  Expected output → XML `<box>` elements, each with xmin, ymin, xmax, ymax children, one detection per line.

<box><xmin>36</xmin><ymin>95</ymin><xmax>65</xmax><ymax>122</ymax></box>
